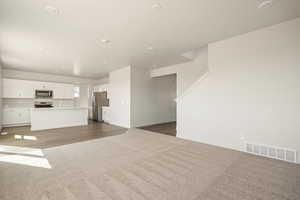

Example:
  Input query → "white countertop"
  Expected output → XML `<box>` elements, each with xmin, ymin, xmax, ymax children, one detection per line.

<box><xmin>31</xmin><ymin>107</ymin><xmax>88</xmax><ymax>111</ymax></box>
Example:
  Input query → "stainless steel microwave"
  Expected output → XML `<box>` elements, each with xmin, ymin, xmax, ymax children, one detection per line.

<box><xmin>35</xmin><ymin>90</ymin><xmax>53</xmax><ymax>99</ymax></box>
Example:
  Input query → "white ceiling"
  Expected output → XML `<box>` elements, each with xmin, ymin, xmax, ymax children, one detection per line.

<box><xmin>0</xmin><ymin>0</ymin><xmax>299</xmax><ymax>79</ymax></box>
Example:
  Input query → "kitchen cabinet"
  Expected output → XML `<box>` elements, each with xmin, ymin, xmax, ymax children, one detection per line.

<box><xmin>31</xmin><ymin>107</ymin><xmax>88</xmax><ymax>131</ymax></box>
<box><xmin>53</xmin><ymin>83</ymin><xmax>74</xmax><ymax>99</ymax></box>
<box><xmin>3</xmin><ymin>79</ymin><xmax>35</xmax><ymax>98</ymax></box>
<box><xmin>2</xmin><ymin>78</ymin><xmax>74</xmax><ymax>99</ymax></box>
<box><xmin>34</xmin><ymin>81</ymin><xmax>56</xmax><ymax>91</ymax></box>
<box><xmin>3</xmin><ymin>108</ymin><xmax>31</xmax><ymax>126</ymax></box>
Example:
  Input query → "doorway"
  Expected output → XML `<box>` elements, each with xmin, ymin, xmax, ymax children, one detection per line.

<box><xmin>140</xmin><ymin>74</ymin><xmax>177</xmax><ymax>136</ymax></box>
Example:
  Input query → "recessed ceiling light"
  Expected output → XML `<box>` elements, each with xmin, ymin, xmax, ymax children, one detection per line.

<box><xmin>258</xmin><ymin>0</ymin><xmax>273</xmax><ymax>8</ymax></box>
<box><xmin>44</xmin><ymin>5</ymin><xmax>60</xmax><ymax>15</ymax></box>
<box><xmin>100</xmin><ymin>39</ymin><xmax>111</xmax><ymax>44</ymax></box>
<box><xmin>147</xmin><ymin>46</ymin><xmax>154</xmax><ymax>50</ymax></box>
<box><xmin>152</xmin><ymin>3</ymin><xmax>162</xmax><ymax>9</ymax></box>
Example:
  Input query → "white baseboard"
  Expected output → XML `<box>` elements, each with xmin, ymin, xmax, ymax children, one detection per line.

<box><xmin>3</xmin><ymin>123</ymin><xmax>31</xmax><ymax>128</ymax></box>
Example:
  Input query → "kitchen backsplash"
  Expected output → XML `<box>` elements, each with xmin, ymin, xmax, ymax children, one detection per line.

<box><xmin>3</xmin><ymin>99</ymin><xmax>75</xmax><ymax>108</ymax></box>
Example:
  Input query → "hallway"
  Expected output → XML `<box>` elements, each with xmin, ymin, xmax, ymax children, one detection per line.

<box><xmin>140</xmin><ymin>122</ymin><xmax>176</xmax><ymax>136</ymax></box>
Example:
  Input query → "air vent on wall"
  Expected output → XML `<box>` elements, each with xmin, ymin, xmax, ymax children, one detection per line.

<box><xmin>245</xmin><ymin>142</ymin><xmax>297</xmax><ymax>163</ymax></box>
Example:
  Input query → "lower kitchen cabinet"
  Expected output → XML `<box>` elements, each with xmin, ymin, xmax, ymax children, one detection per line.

<box><xmin>3</xmin><ymin>108</ymin><xmax>31</xmax><ymax>126</ymax></box>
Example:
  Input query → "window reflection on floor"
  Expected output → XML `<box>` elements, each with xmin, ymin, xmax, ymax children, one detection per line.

<box><xmin>14</xmin><ymin>135</ymin><xmax>22</xmax><ymax>139</ymax></box>
<box><xmin>0</xmin><ymin>145</ymin><xmax>44</xmax><ymax>156</ymax></box>
<box><xmin>0</xmin><ymin>145</ymin><xmax>51</xmax><ymax>169</ymax></box>
<box><xmin>23</xmin><ymin>135</ymin><xmax>37</xmax><ymax>140</ymax></box>
<box><xmin>14</xmin><ymin>135</ymin><xmax>37</xmax><ymax>141</ymax></box>
<box><xmin>0</xmin><ymin>154</ymin><xmax>52</xmax><ymax>169</ymax></box>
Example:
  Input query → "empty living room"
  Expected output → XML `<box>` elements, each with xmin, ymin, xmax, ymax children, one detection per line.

<box><xmin>0</xmin><ymin>0</ymin><xmax>299</xmax><ymax>199</ymax></box>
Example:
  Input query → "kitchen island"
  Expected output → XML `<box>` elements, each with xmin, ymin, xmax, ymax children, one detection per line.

<box><xmin>30</xmin><ymin>107</ymin><xmax>88</xmax><ymax>131</ymax></box>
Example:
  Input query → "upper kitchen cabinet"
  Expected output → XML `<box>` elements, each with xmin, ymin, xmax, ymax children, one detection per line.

<box><xmin>53</xmin><ymin>83</ymin><xmax>75</xmax><ymax>99</ymax></box>
<box><xmin>2</xmin><ymin>78</ymin><xmax>75</xmax><ymax>99</ymax></box>
<box><xmin>3</xmin><ymin>79</ymin><xmax>35</xmax><ymax>98</ymax></box>
<box><xmin>33</xmin><ymin>81</ymin><xmax>56</xmax><ymax>91</ymax></box>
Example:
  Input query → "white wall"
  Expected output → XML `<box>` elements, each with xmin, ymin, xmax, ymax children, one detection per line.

<box><xmin>107</xmin><ymin>66</ymin><xmax>131</xmax><ymax>128</ymax></box>
<box><xmin>0</xmin><ymin>63</ymin><xmax>2</xmax><ymax>131</ymax></box>
<box><xmin>105</xmin><ymin>66</ymin><xmax>176</xmax><ymax>128</ymax></box>
<box><xmin>151</xmin><ymin>47</ymin><xmax>208</xmax><ymax>97</ymax></box>
<box><xmin>176</xmin><ymin>48</ymin><xmax>208</xmax><ymax>97</ymax></box>
<box><xmin>75</xmin><ymin>84</ymin><xmax>89</xmax><ymax>108</ymax></box>
<box><xmin>131</xmin><ymin>67</ymin><xmax>176</xmax><ymax>127</ymax></box>
<box><xmin>177</xmin><ymin>18</ymin><xmax>300</xmax><ymax>163</ymax></box>
<box><xmin>93</xmin><ymin>84</ymin><xmax>109</xmax><ymax>92</ymax></box>
<box><xmin>151</xmin><ymin>47</ymin><xmax>208</xmax><ymax>132</ymax></box>
<box><xmin>93</xmin><ymin>77</ymin><xmax>109</xmax><ymax>86</ymax></box>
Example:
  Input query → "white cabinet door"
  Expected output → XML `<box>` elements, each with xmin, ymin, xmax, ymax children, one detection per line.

<box><xmin>3</xmin><ymin>79</ymin><xmax>22</xmax><ymax>98</ymax></box>
<box><xmin>44</xmin><ymin>82</ymin><xmax>56</xmax><ymax>91</ymax></box>
<box><xmin>53</xmin><ymin>84</ymin><xmax>74</xmax><ymax>99</ymax></box>
<box><xmin>3</xmin><ymin>79</ymin><xmax>35</xmax><ymax>98</ymax></box>
<box><xmin>19</xmin><ymin>80</ymin><xmax>35</xmax><ymax>98</ymax></box>
<box><xmin>3</xmin><ymin>109</ymin><xmax>18</xmax><ymax>125</ymax></box>
<box><xmin>31</xmin><ymin>81</ymin><xmax>44</xmax><ymax>91</ymax></box>
<box><xmin>33</xmin><ymin>81</ymin><xmax>55</xmax><ymax>90</ymax></box>
<box><xmin>64</xmin><ymin>84</ymin><xmax>75</xmax><ymax>99</ymax></box>
<box><xmin>53</xmin><ymin>83</ymin><xmax>64</xmax><ymax>99</ymax></box>
<box><xmin>18</xmin><ymin>108</ymin><xmax>31</xmax><ymax>124</ymax></box>
<box><xmin>3</xmin><ymin>108</ymin><xmax>31</xmax><ymax>125</ymax></box>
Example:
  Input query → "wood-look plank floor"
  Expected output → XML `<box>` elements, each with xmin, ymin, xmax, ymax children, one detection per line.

<box><xmin>0</xmin><ymin>121</ymin><xmax>127</xmax><ymax>149</ymax></box>
<box><xmin>140</xmin><ymin>122</ymin><xmax>176</xmax><ymax>136</ymax></box>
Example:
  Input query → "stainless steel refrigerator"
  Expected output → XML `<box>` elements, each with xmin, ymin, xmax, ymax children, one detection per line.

<box><xmin>92</xmin><ymin>91</ymin><xmax>109</xmax><ymax>121</ymax></box>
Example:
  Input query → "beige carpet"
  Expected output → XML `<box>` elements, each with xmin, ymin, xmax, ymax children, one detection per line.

<box><xmin>0</xmin><ymin>128</ymin><xmax>299</xmax><ymax>200</ymax></box>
